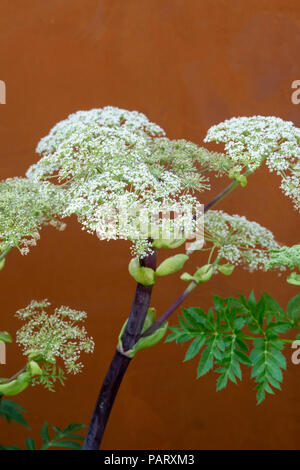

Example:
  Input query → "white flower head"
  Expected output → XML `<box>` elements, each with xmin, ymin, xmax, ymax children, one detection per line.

<box><xmin>203</xmin><ymin>210</ymin><xmax>282</xmax><ymax>272</ymax></box>
<box><xmin>204</xmin><ymin>116</ymin><xmax>300</xmax><ymax>210</ymax></box>
<box><xmin>16</xmin><ymin>300</ymin><xmax>94</xmax><ymax>380</ymax></box>
<box><xmin>27</xmin><ymin>107</ymin><xmax>220</xmax><ymax>257</ymax></box>
<box><xmin>0</xmin><ymin>177</ymin><xmax>65</xmax><ymax>256</ymax></box>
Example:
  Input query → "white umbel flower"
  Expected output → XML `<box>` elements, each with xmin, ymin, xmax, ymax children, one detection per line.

<box><xmin>204</xmin><ymin>116</ymin><xmax>300</xmax><ymax>210</ymax></box>
<box><xmin>203</xmin><ymin>210</ymin><xmax>282</xmax><ymax>271</ymax></box>
<box><xmin>27</xmin><ymin>107</ymin><xmax>220</xmax><ymax>257</ymax></box>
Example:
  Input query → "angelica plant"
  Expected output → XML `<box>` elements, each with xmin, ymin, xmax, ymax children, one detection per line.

<box><xmin>267</xmin><ymin>244</ymin><xmax>300</xmax><ymax>286</ymax></box>
<box><xmin>23</xmin><ymin>107</ymin><xmax>299</xmax><ymax>450</ymax></box>
<box><xmin>204</xmin><ymin>116</ymin><xmax>300</xmax><ymax>210</ymax></box>
<box><xmin>167</xmin><ymin>292</ymin><xmax>300</xmax><ymax>404</ymax></box>
<box><xmin>0</xmin><ymin>177</ymin><xmax>65</xmax><ymax>259</ymax></box>
<box><xmin>0</xmin><ymin>300</ymin><xmax>94</xmax><ymax>396</ymax></box>
<box><xmin>0</xmin><ymin>176</ymin><xmax>95</xmax><ymax>450</ymax></box>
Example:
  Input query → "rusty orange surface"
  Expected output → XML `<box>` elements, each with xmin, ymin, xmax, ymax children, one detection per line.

<box><xmin>0</xmin><ymin>0</ymin><xmax>299</xmax><ymax>449</ymax></box>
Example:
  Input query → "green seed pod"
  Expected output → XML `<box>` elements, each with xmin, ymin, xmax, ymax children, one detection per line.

<box><xmin>152</xmin><ymin>238</ymin><xmax>186</xmax><ymax>250</ymax></box>
<box><xmin>194</xmin><ymin>264</ymin><xmax>214</xmax><ymax>283</ymax></box>
<box><xmin>156</xmin><ymin>254</ymin><xmax>189</xmax><ymax>277</ymax></box>
<box><xmin>128</xmin><ymin>258</ymin><xmax>156</xmax><ymax>286</ymax></box>
<box><xmin>0</xmin><ymin>372</ymin><xmax>31</xmax><ymax>397</ymax></box>
<box><xmin>0</xmin><ymin>331</ymin><xmax>12</xmax><ymax>343</ymax></box>
<box><xmin>0</xmin><ymin>258</ymin><xmax>5</xmax><ymax>271</ymax></box>
<box><xmin>180</xmin><ymin>272</ymin><xmax>195</xmax><ymax>282</ymax></box>
<box><xmin>27</xmin><ymin>361</ymin><xmax>43</xmax><ymax>377</ymax></box>
<box><xmin>218</xmin><ymin>263</ymin><xmax>235</xmax><ymax>276</ymax></box>
<box><xmin>287</xmin><ymin>272</ymin><xmax>300</xmax><ymax>286</ymax></box>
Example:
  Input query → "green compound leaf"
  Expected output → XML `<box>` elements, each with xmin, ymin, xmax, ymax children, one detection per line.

<box><xmin>250</xmin><ymin>338</ymin><xmax>286</xmax><ymax>404</ymax></box>
<box><xmin>0</xmin><ymin>399</ymin><xmax>29</xmax><ymax>429</ymax></box>
<box><xmin>167</xmin><ymin>292</ymin><xmax>300</xmax><ymax>404</ymax></box>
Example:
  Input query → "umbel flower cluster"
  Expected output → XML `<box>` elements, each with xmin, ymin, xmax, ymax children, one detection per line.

<box><xmin>267</xmin><ymin>244</ymin><xmax>300</xmax><ymax>269</ymax></box>
<box><xmin>16</xmin><ymin>300</ymin><xmax>94</xmax><ymax>388</ymax></box>
<box><xmin>0</xmin><ymin>177</ymin><xmax>65</xmax><ymax>256</ymax></box>
<box><xmin>202</xmin><ymin>210</ymin><xmax>282</xmax><ymax>272</ymax></box>
<box><xmin>204</xmin><ymin>116</ymin><xmax>300</xmax><ymax>210</ymax></box>
<box><xmin>26</xmin><ymin>107</ymin><xmax>228</xmax><ymax>257</ymax></box>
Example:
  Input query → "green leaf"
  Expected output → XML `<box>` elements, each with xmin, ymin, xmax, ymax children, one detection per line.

<box><xmin>250</xmin><ymin>339</ymin><xmax>286</xmax><ymax>404</ymax></box>
<box><xmin>184</xmin><ymin>336</ymin><xmax>206</xmax><ymax>362</ymax></box>
<box><xmin>234</xmin><ymin>349</ymin><xmax>252</xmax><ymax>366</ymax></box>
<box><xmin>248</xmin><ymin>290</ymin><xmax>256</xmax><ymax>311</ymax></box>
<box><xmin>0</xmin><ymin>399</ymin><xmax>29</xmax><ymax>429</ymax></box>
<box><xmin>213</xmin><ymin>295</ymin><xmax>225</xmax><ymax>312</ymax></box>
<box><xmin>287</xmin><ymin>294</ymin><xmax>300</xmax><ymax>323</ymax></box>
<box><xmin>197</xmin><ymin>338</ymin><xmax>216</xmax><ymax>377</ymax></box>
<box><xmin>0</xmin><ymin>331</ymin><xmax>12</xmax><ymax>343</ymax></box>
<box><xmin>40</xmin><ymin>421</ymin><xmax>50</xmax><ymax>445</ymax></box>
<box><xmin>262</xmin><ymin>292</ymin><xmax>285</xmax><ymax>320</ymax></box>
<box><xmin>267</xmin><ymin>321</ymin><xmax>291</xmax><ymax>335</ymax></box>
<box><xmin>25</xmin><ymin>437</ymin><xmax>36</xmax><ymax>450</ymax></box>
<box><xmin>64</xmin><ymin>423</ymin><xmax>85</xmax><ymax>433</ymax></box>
<box><xmin>52</xmin><ymin>440</ymin><xmax>82</xmax><ymax>450</ymax></box>
<box><xmin>168</xmin><ymin>291</ymin><xmax>293</xmax><ymax>404</ymax></box>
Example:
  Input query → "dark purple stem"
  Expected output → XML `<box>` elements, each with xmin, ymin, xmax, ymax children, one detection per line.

<box><xmin>204</xmin><ymin>180</ymin><xmax>238</xmax><ymax>211</ymax></box>
<box><xmin>140</xmin><ymin>282</ymin><xmax>197</xmax><ymax>338</ymax></box>
<box><xmin>83</xmin><ymin>250</ymin><xmax>157</xmax><ymax>450</ymax></box>
<box><xmin>83</xmin><ymin>177</ymin><xmax>244</xmax><ymax>450</ymax></box>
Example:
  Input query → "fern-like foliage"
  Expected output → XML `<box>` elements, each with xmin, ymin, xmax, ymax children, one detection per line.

<box><xmin>0</xmin><ymin>421</ymin><xmax>85</xmax><ymax>450</ymax></box>
<box><xmin>0</xmin><ymin>399</ymin><xmax>29</xmax><ymax>428</ymax></box>
<box><xmin>166</xmin><ymin>292</ymin><xmax>300</xmax><ymax>404</ymax></box>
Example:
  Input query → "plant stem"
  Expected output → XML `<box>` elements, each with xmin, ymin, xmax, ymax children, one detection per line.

<box><xmin>83</xmin><ymin>175</ymin><xmax>248</xmax><ymax>449</ymax></box>
<box><xmin>6</xmin><ymin>366</ymin><xmax>27</xmax><ymax>383</ymax></box>
<box><xmin>204</xmin><ymin>180</ymin><xmax>239</xmax><ymax>211</ymax></box>
<box><xmin>83</xmin><ymin>250</ymin><xmax>157</xmax><ymax>450</ymax></box>
<box><xmin>141</xmin><ymin>282</ymin><xmax>197</xmax><ymax>338</ymax></box>
<box><xmin>204</xmin><ymin>170</ymin><xmax>251</xmax><ymax>212</ymax></box>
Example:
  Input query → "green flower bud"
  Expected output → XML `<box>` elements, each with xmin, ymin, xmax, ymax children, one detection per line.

<box><xmin>152</xmin><ymin>238</ymin><xmax>186</xmax><ymax>250</ymax></box>
<box><xmin>156</xmin><ymin>254</ymin><xmax>189</xmax><ymax>277</ymax></box>
<box><xmin>287</xmin><ymin>272</ymin><xmax>300</xmax><ymax>286</ymax></box>
<box><xmin>0</xmin><ymin>331</ymin><xmax>12</xmax><ymax>343</ymax></box>
<box><xmin>128</xmin><ymin>258</ymin><xmax>156</xmax><ymax>286</ymax></box>
<box><xmin>27</xmin><ymin>361</ymin><xmax>42</xmax><ymax>377</ymax></box>
<box><xmin>0</xmin><ymin>372</ymin><xmax>31</xmax><ymax>397</ymax></box>
<box><xmin>194</xmin><ymin>264</ymin><xmax>214</xmax><ymax>283</ymax></box>
<box><xmin>28</xmin><ymin>352</ymin><xmax>44</xmax><ymax>363</ymax></box>
<box><xmin>180</xmin><ymin>272</ymin><xmax>195</xmax><ymax>282</ymax></box>
<box><xmin>218</xmin><ymin>263</ymin><xmax>235</xmax><ymax>276</ymax></box>
<box><xmin>237</xmin><ymin>175</ymin><xmax>247</xmax><ymax>187</ymax></box>
<box><xmin>228</xmin><ymin>170</ymin><xmax>247</xmax><ymax>187</ymax></box>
